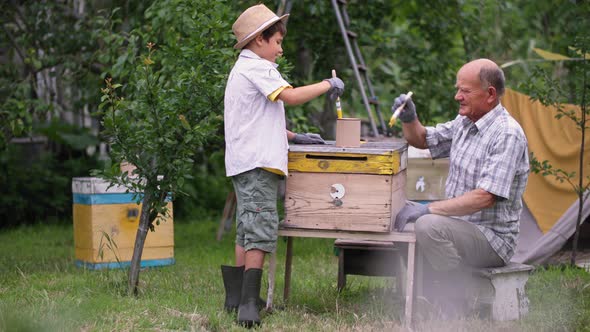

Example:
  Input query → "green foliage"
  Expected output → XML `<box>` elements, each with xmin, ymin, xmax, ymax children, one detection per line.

<box><xmin>3</xmin><ymin>0</ymin><xmax>590</xmax><ymax>225</ymax></box>
<box><xmin>0</xmin><ymin>1</ymin><xmax>104</xmax><ymax>150</ymax></box>
<box><xmin>522</xmin><ymin>40</ymin><xmax>590</xmax><ymax>196</ymax></box>
<box><xmin>518</xmin><ymin>4</ymin><xmax>590</xmax><ymax>265</ymax></box>
<box><xmin>94</xmin><ymin>0</ymin><xmax>235</xmax><ymax>224</ymax></box>
<box><xmin>525</xmin><ymin>265</ymin><xmax>590</xmax><ymax>330</ymax></box>
<box><xmin>0</xmin><ymin>145</ymin><xmax>100</xmax><ymax>228</ymax></box>
<box><xmin>173</xmin><ymin>149</ymin><xmax>233</xmax><ymax>219</ymax></box>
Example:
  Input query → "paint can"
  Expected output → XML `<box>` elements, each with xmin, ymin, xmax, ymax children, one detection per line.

<box><xmin>335</xmin><ymin>118</ymin><xmax>361</xmax><ymax>147</ymax></box>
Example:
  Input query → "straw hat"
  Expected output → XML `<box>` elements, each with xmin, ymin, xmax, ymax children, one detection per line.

<box><xmin>232</xmin><ymin>4</ymin><xmax>289</xmax><ymax>49</ymax></box>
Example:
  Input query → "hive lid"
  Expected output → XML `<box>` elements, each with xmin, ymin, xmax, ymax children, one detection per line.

<box><xmin>72</xmin><ymin>177</ymin><xmax>130</xmax><ymax>194</ymax></box>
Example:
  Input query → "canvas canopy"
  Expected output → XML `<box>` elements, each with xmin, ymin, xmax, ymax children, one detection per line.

<box><xmin>501</xmin><ymin>88</ymin><xmax>590</xmax><ymax>264</ymax></box>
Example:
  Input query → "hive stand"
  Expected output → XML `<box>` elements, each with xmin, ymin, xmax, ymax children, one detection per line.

<box><xmin>474</xmin><ymin>262</ymin><xmax>534</xmax><ymax>321</ymax></box>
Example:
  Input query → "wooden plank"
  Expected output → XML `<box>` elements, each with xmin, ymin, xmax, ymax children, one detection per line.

<box><xmin>391</xmin><ymin>169</ymin><xmax>407</xmax><ymax>223</ymax></box>
<box><xmin>289</xmin><ymin>140</ymin><xmax>407</xmax><ymax>154</ymax></box>
<box><xmin>406</xmin><ymin>158</ymin><xmax>449</xmax><ymax>201</ymax></box>
<box><xmin>284</xmin><ymin>172</ymin><xmax>404</xmax><ymax>232</ymax></box>
<box><xmin>405</xmin><ymin>242</ymin><xmax>416</xmax><ymax>326</ymax></box>
<box><xmin>277</xmin><ymin>228</ymin><xmax>416</xmax><ymax>243</ymax></box>
<box><xmin>266</xmin><ymin>252</ymin><xmax>276</xmax><ymax>311</ymax></box>
<box><xmin>476</xmin><ymin>262</ymin><xmax>534</xmax><ymax>277</ymax></box>
<box><xmin>284</xmin><ymin>237</ymin><xmax>293</xmax><ymax>302</ymax></box>
<box><xmin>334</xmin><ymin>239</ymin><xmax>396</xmax><ymax>247</ymax></box>
<box><xmin>73</xmin><ymin>202</ymin><xmax>174</xmax><ymax>250</ymax></box>
<box><xmin>73</xmin><ymin>204</ymin><xmax>94</xmax><ymax>250</ymax></box>
<box><xmin>75</xmin><ymin>246</ymin><xmax>174</xmax><ymax>263</ymax></box>
<box><xmin>288</xmin><ymin>151</ymin><xmax>401</xmax><ymax>175</ymax></box>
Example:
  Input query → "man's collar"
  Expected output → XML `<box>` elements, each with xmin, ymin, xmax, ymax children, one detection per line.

<box><xmin>476</xmin><ymin>103</ymin><xmax>505</xmax><ymax>132</ymax></box>
<box><xmin>459</xmin><ymin>103</ymin><xmax>504</xmax><ymax>133</ymax></box>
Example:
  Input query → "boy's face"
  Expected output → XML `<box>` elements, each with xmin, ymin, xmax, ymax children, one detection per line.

<box><xmin>255</xmin><ymin>31</ymin><xmax>284</xmax><ymax>63</ymax></box>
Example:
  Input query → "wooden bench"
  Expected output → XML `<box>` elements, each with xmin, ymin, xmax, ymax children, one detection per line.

<box><xmin>334</xmin><ymin>239</ymin><xmax>400</xmax><ymax>291</ymax></box>
<box><xmin>473</xmin><ymin>262</ymin><xmax>534</xmax><ymax>321</ymax></box>
<box><xmin>335</xmin><ymin>238</ymin><xmax>534</xmax><ymax>321</ymax></box>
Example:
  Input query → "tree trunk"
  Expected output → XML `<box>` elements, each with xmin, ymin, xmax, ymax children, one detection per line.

<box><xmin>570</xmin><ymin>60</ymin><xmax>588</xmax><ymax>266</ymax></box>
<box><xmin>128</xmin><ymin>185</ymin><xmax>153</xmax><ymax>295</ymax></box>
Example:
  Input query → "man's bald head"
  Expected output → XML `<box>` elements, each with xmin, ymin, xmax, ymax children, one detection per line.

<box><xmin>461</xmin><ymin>58</ymin><xmax>505</xmax><ymax>98</ymax></box>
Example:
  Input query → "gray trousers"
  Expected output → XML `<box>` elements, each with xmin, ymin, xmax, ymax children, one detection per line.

<box><xmin>414</xmin><ymin>213</ymin><xmax>504</xmax><ymax>272</ymax></box>
<box><xmin>412</xmin><ymin>212</ymin><xmax>505</xmax><ymax>312</ymax></box>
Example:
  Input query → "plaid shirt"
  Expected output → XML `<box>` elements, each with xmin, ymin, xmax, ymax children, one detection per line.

<box><xmin>426</xmin><ymin>104</ymin><xmax>530</xmax><ymax>263</ymax></box>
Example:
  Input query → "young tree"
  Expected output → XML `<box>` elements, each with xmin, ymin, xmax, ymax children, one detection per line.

<box><xmin>525</xmin><ymin>39</ymin><xmax>590</xmax><ymax>265</ymax></box>
<box><xmin>96</xmin><ymin>0</ymin><xmax>234</xmax><ymax>295</ymax></box>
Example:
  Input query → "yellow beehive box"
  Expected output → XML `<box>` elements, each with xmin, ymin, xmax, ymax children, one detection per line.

<box><xmin>283</xmin><ymin>141</ymin><xmax>407</xmax><ymax>233</ymax></box>
<box><xmin>72</xmin><ymin>177</ymin><xmax>174</xmax><ymax>269</ymax></box>
<box><xmin>406</xmin><ymin>147</ymin><xmax>449</xmax><ymax>202</ymax></box>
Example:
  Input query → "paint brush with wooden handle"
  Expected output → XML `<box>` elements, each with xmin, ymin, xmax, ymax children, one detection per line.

<box><xmin>332</xmin><ymin>69</ymin><xmax>343</xmax><ymax>119</ymax></box>
<box><xmin>388</xmin><ymin>91</ymin><xmax>413</xmax><ymax>127</ymax></box>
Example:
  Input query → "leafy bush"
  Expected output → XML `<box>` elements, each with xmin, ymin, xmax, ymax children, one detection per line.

<box><xmin>0</xmin><ymin>144</ymin><xmax>100</xmax><ymax>229</ymax></box>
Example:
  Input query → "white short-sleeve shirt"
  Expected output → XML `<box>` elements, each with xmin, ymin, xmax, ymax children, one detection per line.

<box><xmin>224</xmin><ymin>49</ymin><xmax>292</xmax><ymax>177</ymax></box>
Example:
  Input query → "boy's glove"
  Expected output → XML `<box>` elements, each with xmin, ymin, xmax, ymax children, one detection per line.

<box><xmin>323</xmin><ymin>77</ymin><xmax>345</xmax><ymax>101</ymax></box>
<box><xmin>292</xmin><ymin>133</ymin><xmax>325</xmax><ymax>144</ymax></box>
<box><xmin>394</xmin><ymin>203</ymin><xmax>430</xmax><ymax>231</ymax></box>
<box><xmin>392</xmin><ymin>93</ymin><xmax>417</xmax><ymax>123</ymax></box>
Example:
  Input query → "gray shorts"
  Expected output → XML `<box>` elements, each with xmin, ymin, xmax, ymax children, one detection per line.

<box><xmin>232</xmin><ymin>168</ymin><xmax>280</xmax><ymax>253</ymax></box>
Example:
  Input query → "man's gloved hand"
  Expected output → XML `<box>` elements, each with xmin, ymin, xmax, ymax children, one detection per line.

<box><xmin>394</xmin><ymin>203</ymin><xmax>430</xmax><ymax>231</ymax></box>
<box><xmin>292</xmin><ymin>133</ymin><xmax>325</xmax><ymax>144</ymax></box>
<box><xmin>391</xmin><ymin>93</ymin><xmax>417</xmax><ymax>123</ymax></box>
<box><xmin>323</xmin><ymin>77</ymin><xmax>344</xmax><ymax>101</ymax></box>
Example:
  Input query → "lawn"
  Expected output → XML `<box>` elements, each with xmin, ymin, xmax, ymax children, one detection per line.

<box><xmin>1</xmin><ymin>218</ymin><xmax>589</xmax><ymax>331</ymax></box>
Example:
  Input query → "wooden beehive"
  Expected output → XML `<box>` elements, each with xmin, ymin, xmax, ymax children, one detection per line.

<box><xmin>72</xmin><ymin>177</ymin><xmax>174</xmax><ymax>269</ymax></box>
<box><xmin>283</xmin><ymin>141</ymin><xmax>407</xmax><ymax>233</ymax></box>
<box><xmin>406</xmin><ymin>147</ymin><xmax>449</xmax><ymax>202</ymax></box>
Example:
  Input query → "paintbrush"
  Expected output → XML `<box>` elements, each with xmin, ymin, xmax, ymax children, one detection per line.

<box><xmin>388</xmin><ymin>91</ymin><xmax>413</xmax><ymax>127</ymax></box>
<box><xmin>332</xmin><ymin>69</ymin><xmax>343</xmax><ymax>119</ymax></box>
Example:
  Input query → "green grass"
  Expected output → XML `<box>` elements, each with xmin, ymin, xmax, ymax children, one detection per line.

<box><xmin>1</xmin><ymin>219</ymin><xmax>590</xmax><ymax>331</ymax></box>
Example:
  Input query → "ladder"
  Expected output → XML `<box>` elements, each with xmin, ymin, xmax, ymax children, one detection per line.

<box><xmin>331</xmin><ymin>0</ymin><xmax>387</xmax><ymax>137</ymax></box>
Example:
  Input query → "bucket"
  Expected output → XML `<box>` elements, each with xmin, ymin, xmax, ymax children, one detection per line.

<box><xmin>335</xmin><ymin>118</ymin><xmax>361</xmax><ymax>147</ymax></box>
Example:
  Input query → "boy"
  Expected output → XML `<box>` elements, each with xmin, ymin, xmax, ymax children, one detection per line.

<box><xmin>222</xmin><ymin>3</ymin><xmax>344</xmax><ymax>328</ymax></box>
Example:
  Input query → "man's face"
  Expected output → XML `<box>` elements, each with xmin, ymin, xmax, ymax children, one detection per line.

<box><xmin>454</xmin><ymin>66</ymin><xmax>491</xmax><ymax>122</ymax></box>
<box><xmin>258</xmin><ymin>31</ymin><xmax>284</xmax><ymax>63</ymax></box>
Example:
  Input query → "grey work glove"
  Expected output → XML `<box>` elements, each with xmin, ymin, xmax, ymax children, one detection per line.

<box><xmin>391</xmin><ymin>93</ymin><xmax>417</xmax><ymax>123</ymax></box>
<box><xmin>323</xmin><ymin>77</ymin><xmax>345</xmax><ymax>101</ymax></box>
<box><xmin>292</xmin><ymin>133</ymin><xmax>326</xmax><ymax>144</ymax></box>
<box><xmin>394</xmin><ymin>203</ymin><xmax>430</xmax><ymax>231</ymax></box>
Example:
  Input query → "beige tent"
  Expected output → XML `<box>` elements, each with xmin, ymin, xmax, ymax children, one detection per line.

<box><xmin>501</xmin><ymin>88</ymin><xmax>590</xmax><ymax>264</ymax></box>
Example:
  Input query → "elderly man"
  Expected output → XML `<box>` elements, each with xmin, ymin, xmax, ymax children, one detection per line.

<box><xmin>392</xmin><ymin>58</ymin><xmax>530</xmax><ymax>314</ymax></box>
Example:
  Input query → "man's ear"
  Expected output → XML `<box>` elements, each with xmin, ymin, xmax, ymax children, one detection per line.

<box><xmin>487</xmin><ymin>86</ymin><xmax>497</xmax><ymax>103</ymax></box>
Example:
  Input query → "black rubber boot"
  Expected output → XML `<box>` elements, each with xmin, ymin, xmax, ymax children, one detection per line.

<box><xmin>238</xmin><ymin>268</ymin><xmax>263</xmax><ymax>328</ymax></box>
<box><xmin>221</xmin><ymin>265</ymin><xmax>244</xmax><ymax>313</ymax></box>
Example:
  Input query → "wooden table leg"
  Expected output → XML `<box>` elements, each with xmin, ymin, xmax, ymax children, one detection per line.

<box><xmin>415</xmin><ymin>245</ymin><xmax>424</xmax><ymax>299</ymax></box>
<box><xmin>337</xmin><ymin>246</ymin><xmax>346</xmax><ymax>292</ymax></box>
<box><xmin>284</xmin><ymin>237</ymin><xmax>293</xmax><ymax>302</ymax></box>
<box><xmin>404</xmin><ymin>242</ymin><xmax>415</xmax><ymax>326</ymax></box>
<box><xmin>266</xmin><ymin>251</ymin><xmax>276</xmax><ymax>311</ymax></box>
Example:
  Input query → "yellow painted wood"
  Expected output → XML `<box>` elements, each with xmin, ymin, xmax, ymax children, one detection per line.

<box><xmin>75</xmin><ymin>246</ymin><xmax>174</xmax><ymax>263</ymax></box>
<box><xmin>288</xmin><ymin>151</ymin><xmax>402</xmax><ymax>175</ymax></box>
<box><xmin>73</xmin><ymin>202</ymin><xmax>174</xmax><ymax>263</ymax></box>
